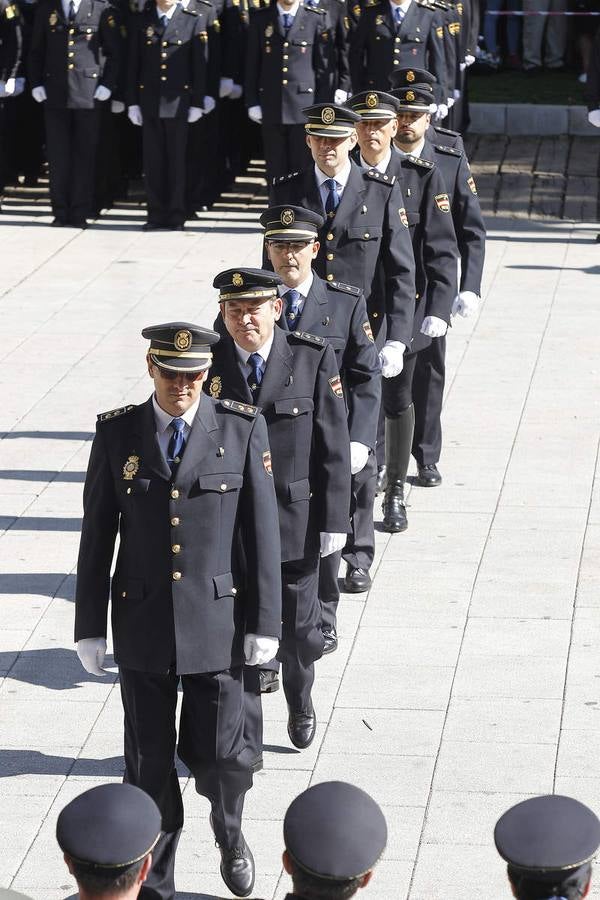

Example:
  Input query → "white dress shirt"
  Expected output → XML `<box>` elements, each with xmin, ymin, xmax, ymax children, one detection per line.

<box><xmin>279</xmin><ymin>272</ymin><xmax>314</xmax><ymax>321</ymax></box>
<box><xmin>359</xmin><ymin>148</ymin><xmax>392</xmax><ymax>173</ymax></box>
<box><xmin>62</xmin><ymin>0</ymin><xmax>81</xmax><ymax>18</ymax></box>
<box><xmin>156</xmin><ymin>2</ymin><xmax>179</xmax><ymax>22</ymax></box>
<box><xmin>277</xmin><ymin>0</ymin><xmax>299</xmax><ymax>25</ymax></box>
<box><xmin>152</xmin><ymin>393</ymin><xmax>200</xmax><ymax>460</ymax></box>
<box><xmin>389</xmin><ymin>0</ymin><xmax>411</xmax><ymax>20</ymax></box>
<box><xmin>315</xmin><ymin>159</ymin><xmax>352</xmax><ymax>213</ymax></box>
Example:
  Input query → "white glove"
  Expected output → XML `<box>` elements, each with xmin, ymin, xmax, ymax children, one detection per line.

<box><xmin>350</xmin><ymin>441</ymin><xmax>370</xmax><ymax>475</ymax></box>
<box><xmin>94</xmin><ymin>84</ymin><xmax>111</xmax><ymax>101</ymax></box>
<box><xmin>379</xmin><ymin>340</ymin><xmax>405</xmax><ymax>378</ymax></box>
<box><xmin>32</xmin><ymin>85</ymin><xmax>47</xmax><ymax>103</ymax></box>
<box><xmin>447</xmin><ymin>97</ymin><xmax>454</xmax><ymax>108</ymax></box>
<box><xmin>459</xmin><ymin>61</ymin><xmax>467</xmax><ymax>71</ymax></box>
<box><xmin>128</xmin><ymin>104</ymin><xmax>143</xmax><ymax>126</ymax></box>
<box><xmin>219</xmin><ymin>76</ymin><xmax>234</xmax><ymax>97</ymax></box>
<box><xmin>229</xmin><ymin>83</ymin><xmax>243</xmax><ymax>100</ymax></box>
<box><xmin>187</xmin><ymin>105</ymin><xmax>203</xmax><ymax>123</ymax></box>
<box><xmin>77</xmin><ymin>637</ymin><xmax>108</xmax><ymax>676</ymax></box>
<box><xmin>248</xmin><ymin>104</ymin><xmax>262</xmax><ymax>123</ymax></box>
<box><xmin>244</xmin><ymin>634</ymin><xmax>280</xmax><ymax>666</ymax></box>
<box><xmin>203</xmin><ymin>95</ymin><xmax>216</xmax><ymax>114</ymax></box>
<box><xmin>320</xmin><ymin>532</ymin><xmax>347</xmax><ymax>557</ymax></box>
<box><xmin>334</xmin><ymin>88</ymin><xmax>348</xmax><ymax>104</ymax></box>
<box><xmin>453</xmin><ymin>88</ymin><xmax>461</xmax><ymax>99</ymax></box>
<box><xmin>452</xmin><ymin>290</ymin><xmax>480</xmax><ymax>318</ymax></box>
<box><xmin>435</xmin><ymin>103</ymin><xmax>448</xmax><ymax>120</ymax></box>
<box><xmin>420</xmin><ymin>315</ymin><xmax>448</xmax><ymax>338</ymax></box>
<box><xmin>4</xmin><ymin>77</ymin><xmax>16</xmax><ymax>96</ymax></box>
<box><xmin>465</xmin><ymin>53</ymin><xmax>475</xmax><ymax>66</ymax></box>
<box><xmin>111</xmin><ymin>99</ymin><xmax>125</xmax><ymax>113</ymax></box>
<box><xmin>588</xmin><ymin>108</ymin><xmax>600</xmax><ymax>127</ymax></box>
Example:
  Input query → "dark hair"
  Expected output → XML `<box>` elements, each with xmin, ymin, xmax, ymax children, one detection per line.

<box><xmin>507</xmin><ymin>863</ymin><xmax>592</xmax><ymax>900</ymax></box>
<box><xmin>69</xmin><ymin>857</ymin><xmax>146</xmax><ymax>896</ymax></box>
<box><xmin>289</xmin><ymin>859</ymin><xmax>364</xmax><ymax>900</ymax></box>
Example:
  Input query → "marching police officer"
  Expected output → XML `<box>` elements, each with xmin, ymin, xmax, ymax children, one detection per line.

<box><xmin>126</xmin><ymin>0</ymin><xmax>208</xmax><ymax>230</ymax></box>
<box><xmin>0</xmin><ymin>0</ymin><xmax>24</xmax><ymax>206</ymax></box>
<box><xmin>495</xmin><ymin>795</ymin><xmax>600</xmax><ymax>900</ymax></box>
<box><xmin>271</xmin><ymin>101</ymin><xmax>415</xmax><ymax>592</ymax></box>
<box><xmin>209</xmin><ymin>268</ymin><xmax>351</xmax><ymax>750</ymax></box>
<box><xmin>74</xmin><ymin>323</ymin><xmax>282</xmax><ymax>898</ymax></box>
<box><xmin>28</xmin><ymin>0</ymin><xmax>123</xmax><ymax>226</ymax></box>
<box><xmin>260</xmin><ymin>204</ymin><xmax>380</xmax><ymax>653</ymax></box>
<box><xmin>389</xmin><ymin>65</ymin><xmax>464</xmax><ymax>149</ymax></box>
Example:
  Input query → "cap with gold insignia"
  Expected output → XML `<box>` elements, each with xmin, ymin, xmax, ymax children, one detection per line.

<box><xmin>260</xmin><ymin>205</ymin><xmax>324</xmax><ymax>241</ymax></box>
<box><xmin>389</xmin><ymin>67</ymin><xmax>437</xmax><ymax>91</ymax></box>
<box><xmin>345</xmin><ymin>90</ymin><xmax>399</xmax><ymax>120</ymax></box>
<box><xmin>213</xmin><ymin>268</ymin><xmax>283</xmax><ymax>302</ymax></box>
<box><xmin>303</xmin><ymin>103</ymin><xmax>361</xmax><ymax>138</ymax></box>
<box><xmin>56</xmin><ymin>784</ymin><xmax>161</xmax><ymax>872</ymax></box>
<box><xmin>284</xmin><ymin>781</ymin><xmax>387</xmax><ymax>881</ymax></box>
<box><xmin>392</xmin><ymin>85</ymin><xmax>433</xmax><ymax>112</ymax></box>
<box><xmin>142</xmin><ymin>322</ymin><xmax>219</xmax><ymax>373</ymax></box>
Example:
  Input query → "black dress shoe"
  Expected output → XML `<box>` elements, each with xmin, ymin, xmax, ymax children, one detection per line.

<box><xmin>51</xmin><ymin>217</ymin><xmax>67</xmax><ymax>227</ymax></box>
<box><xmin>343</xmin><ymin>566</ymin><xmax>371</xmax><ymax>593</ymax></box>
<box><xmin>322</xmin><ymin>627</ymin><xmax>338</xmax><ymax>654</ymax></box>
<box><xmin>218</xmin><ymin>837</ymin><xmax>255</xmax><ymax>897</ymax></box>
<box><xmin>69</xmin><ymin>220</ymin><xmax>88</xmax><ymax>229</ymax></box>
<box><xmin>376</xmin><ymin>464</ymin><xmax>387</xmax><ymax>494</ymax></box>
<box><xmin>287</xmin><ymin>700</ymin><xmax>316</xmax><ymax>749</ymax></box>
<box><xmin>142</xmin><ymin>221</ymin><xmax>164</xmax><ymax>231</ymax></box>
<box><xmin>417</xmin><ymin>463</ymin><xmax>442</xmax><ymax>487</ymax></box>
<box><xmin>259</xmin><ymin>669</ymin><xmax>279</xmax><ymax>693</ymax></box>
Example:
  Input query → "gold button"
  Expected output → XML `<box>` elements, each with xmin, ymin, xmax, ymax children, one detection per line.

<box><xmin>171</xmin><ymin>516</ymin><xmax>180</xmax><ymax>526</ymax></box>
<box><xmin>220</xmin><ymin>483</ymin><xmax>227</xmax><ymax>491</ymax></box>
<box><xmin>327</xmin><ymin>274</ymin><xmax>334</xmax><ymax>281</ymax></box>
<box><xmin>161</xmin><ymin>51</ymin><xmax>167</xmax><ymax>57</ymax></box>
<box><xmin>395</xmin><ymin>36</ymin><xmax>400</xmax><ymax>42</ymax></box>
<box><xmin>282</xmin><ymin>79</ymin><xmax>288</xmax><ymax>85</ymax></box>
<box><xmin>161</xmin><ymin>64</ymin><xmax>167</xmax><ymax>69</ymax></box>
<box><xmin>172</xmin><ymin>544</ymin><xmax>181</xmax><ymax>554</ymax></box>
<box><xmin>282</xmin><ymin>66</ymin><xmax>288</xmax><ymax>72</ymax></box>
<box><xmin>326</xmin><ymin>232</ymin><xmax>334</xmax><ymax>240</ymax></box>
<box><xmin>232</xmin><ymin>587</ymin><xmax>237</xmax><ymax>595</ymax></box>
<box><xmin>293</xmin><ymin>407</ymin><xmax>299</xmax><ymax>414</ymax></box>
<box><xmin>121</xmin><ymin>591</ymin><xmax>127</xmax><ymax>598</ymax></box>
<box><xmin>140</xmin><ymin>84</ymin><xmax>144</xmax><ymax>89</ymax></box>
<box><xmin>283</xmin><ymin>40</ymin><xmax>289</xmax><ymax>47</ymax></box>
<box><xmin>161</xmin><ymin>76</ymin><xmax>167</xmax><ymax>81</ymax></box>
<box><xmin>364</xmin><ymin>233</ymin><xmax>370</xmax><ymax>238</ymax></box>
<box><xmin>393</xmin><ymin>60</ymin><xmax>399</xmax><ymax>65</ymax></box>
<box><xmin>394</xmin><ymin>48</ymin><xmax>400</xmax><ymax>54</ymax></box>
<box><xmin>126</xmin><ymin>487</ymin><xmax>132</xmax><ymax>495</ymax></box>
<box><xmin>68</xmin><ymin>51</ymin><xmax>74</xmax><ymax>57</ymax></box>
<box><xmin>326</xmin><ymin>252</ymin><xmax>334</xmax><ymax>260</ymax></box>
<box><xmin>283</xmin><ymin>54</ymin><xmax>288</xmax><ymax>59</ymax></box>
<box><xmin>171</xmin><ymin>488</ymin><xmax>179</xmax><ymax>499</ymax></box>
<box><xmin>69</xmin><ymin>27</ymin><xmax>74</xmax><ymax>33</ymax></box>
<box><xmin>162</xmin><ymin>40</ymin><xmax>167</xmax><ymax>46</ymax></box>
<box><xmin>416</xmin><ymin>292</ymin><xmax>420</xmax><ymax>299</ymax></box>
<box><xmin>373</xmin><ymin>311</ymin><xmax>378</xmax><ymax>318</ymax></box>
<box><xmin>172</xmin><ymin>571</ymin><xmax>182</xmax><ymax>581</ymax></box>
<box><xmin>68</xmin><ymin>63</ymin><xmax>74</xmax><ymax>69</ymax></box>
<box><xmin>68</xmin><ymin>40</ymin><xmax>74</xmax><ymax>45</ymax></box>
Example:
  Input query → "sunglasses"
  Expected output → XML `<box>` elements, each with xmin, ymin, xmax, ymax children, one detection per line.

<box><xmin>155</xmin><ymin>367</ymin><xmax>205</xmax><ymax>382</ymax></box>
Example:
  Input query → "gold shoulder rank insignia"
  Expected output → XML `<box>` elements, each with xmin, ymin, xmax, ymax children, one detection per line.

<box><xmin>97</xmin><ymin>404</ymin><xmax>136</xmax><ymax>422</ymax></box>
<box><xmin>467</xmin><ymin>175</ymin><xmax>477</xmax><ymax>195</ymax></box>
<box><xmin>328</xmin><ymin>375</ymin><xmax>344</xmax><ymax>398</ymax></box>
<box><xmin>262</xmin><ymin>450</ymin><xmax>273</xmax><ymax>475</ymax></box>
<box><xmin>222</xmin><ymin>399</ymin><xmax>259</xmax><ymax>417</ymax></box>
<box><xmin>435</xmin><ymin>193</ymin><xmax>450</xmax><ymax>212</ymax></box>
<box><xmin>122</xmin><ymin>455</ymin><xmax>140</xmax><ymax>480</ymax></box>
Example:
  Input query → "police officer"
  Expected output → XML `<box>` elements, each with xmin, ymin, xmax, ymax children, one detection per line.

<box><xmin>244</xmin><ymin>0</ymin><xmax>331</xmax><ymax>184</ymax></box>
<box><xmin>260</xmin><ymin>204</ymin><xmax>380</xmax><ymax>653</ymax></box>
<box><xmin>209</xmin><ymin>268</ymin><xmax>351</xmax><ymax>750</ymax></box>
<box><xmin>28</xmin><ymin>0</ymin><xmax>122</xmax><ymax>226</ymax></box>
<box><xmin>389</xmin><ymin>65</ymin><xmax>464</xmax><ymax>149</ymax></box>
<box><xmin>495</xmin><ymin>795</ymin><xmax>600</xmax><ymax>900</ymax></box>
<box><xmin>349</xmin><ymin>88</ymin><xmax>456</xmax><ymax>532</ymax></box>
<box><xmin>57</xmin><ymin>784</ymin><xmax>161</xmax><ymax>900</ymax></box>
<box><xmin>74</xmin><ymin>323</ymin><xmax>282</xmax><ymax>898</ymax></box>
<box><xmin>0</xmin><ymin>0</ymin><xmax>24</xmax><ymax>206</ymax></box>
<box><xmin>391</xmin><ymin>70</ymin><xmax>485</xmax><ymax>488</ymax></box>
<box><xmin>271</xmin><ymin>101</ymin><xmax>415</xmax><ymax>591</ymax></box>
<box><xmin>282</xmin><ymin>781</ymin><xmax>387</xmax><ymax>900</ymax></box>
<box><xmin>126</xmin><ymin>0</ymin><xmax>207</xmax><ymax>230</ymax></box>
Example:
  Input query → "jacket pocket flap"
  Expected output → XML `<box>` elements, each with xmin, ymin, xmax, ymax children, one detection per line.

<box><xmin>346</xmin><ymin>226</ymin><xmax>382</xmax><ymax>240</ymax></box>
<box><xmin>273</xmin><ymin>397</ymin><xmax>314</xmax><ymax>416</ymax></box>
<box><xmin>197</xmin><ymin>473</ymin><xmax>243</xmax><ymax>492</ymax></box>
<box><xmin>213</xmin><ymin>572</ymin><xmax>236</xmax><ymax>598</ymax></box>
<box><xmin>288</xmin><ymin>478</ymin><xmax>311</xmax><ymax>502</ymax></box>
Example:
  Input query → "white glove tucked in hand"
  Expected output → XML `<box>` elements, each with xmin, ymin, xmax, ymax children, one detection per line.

<box><xmin>465</xmin><ymin>53</ymin><xmax>475</xmax><ymax>66</ymax></box>
<box><xmin>435</xmin><ymin>103</ymin><xmax>448</xmax><ymax>120</ymax></box>
<box><xmin>94</xmin><ymin>85</ymin><xmax>111</xmax><ymax>101</ymax></box>
<box><xmin>334</xmin><ymin>88</ymin><xmax>348</xmax><ymax>104</ymax></box>
<box><xmin>111</xmin><ymin>99</ymin><xmax>125</xmax><ymax>114</ymax></box>
<box><xmin>229</xmin><ymin>83</ymin><xmax>243</xmax><ymax>100</ymax></box>
<box><xmin>32</xmin><ymin>85</ymin><xmax>47</xmax><ymax>103</ymax></box>
<box><xmin>244</xmin><ymin>634</ymin><xmax>279</xmax><ymax>666</ymax></box>
<box><xmin>77</xmin><ymin>637</ymin><xmax>108</xmax><ymax>676</ymax></box>
<box><xmin>452</xmin><ymin>290</ymin><xmax>479</xmax><ymax>318</ymax></box>
<box><xmin>248</xmin><ymin>104</ymin><xmax>262</xmax><ymax>123</ymax></box>
<box><xmin>219</xmin><ymin>76</ymin><xmax>234</xmax><ymax>97</ymax></box>
<box><xmin>128</xmin><ymin>104</ymin><xmax>143</xmax><ymax>126</ymax></box>
<box><xmin>350</xmin><ymin>441</ymin><xmax>370</xmax><ymax>475</ymax></box>
<box><xmin>203</xmin><ymin>95</ymin><xmax>216</xmax><ymax>114</ymax></box>
<box><xmin>320</xmin><ymin>532</ymin><xmax>347</xmax><ymax>557</ymax></box>
<box><xmin>447</xmin><ymin>97</ymin><xmax>455</xmax><ymax>108</ymax></box>
<box><xmin>187</xmin><ymin>105</ymin><xmax>203</xmax><ymax>123</ymax></box>
<box><xmin>453</xmin><ymin>88</ymin><xmax>461</xmax><ymax>100</ymax></box>
<box><xmin>588</xmin><ymin>108</ymin><xmax>600</xmax><ymax>128</ymax></box>
<box><xmin>420</xmin><ymin>315</ymin><xmax>448</xmax><ymax>338</ymax></box>
<box><xmin>379</xmin><ymin>340</ymin><xmax>405</xmax><ymax>378</ymax></box>
<box><xmin>4</xmin><ymin>77</ymin><xmax>16</xmax><ymax>96</ymax></box>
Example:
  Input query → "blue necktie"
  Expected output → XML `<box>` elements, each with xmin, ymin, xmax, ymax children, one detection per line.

<box><xmin>284</xmin><ymin>288</ymin><xmax>301</xmax><ymax>329</ymax></box>
<box><xmin>167</xmin><ymin>417</ymin><xmax>185</xmax><ymax>471</ymax></box>
<box><xmin>68</xmin><ymin>0</ymin><xmax>75</xmax><ymax>21</ymax></box>
<box><xmin>394</xmin><ymin>6</ymin><xmax>404</xmax><ymax>30</ymax></box>
<box><xmin>247</xmin><ymin>352</ymin><xmax>264</xmax><ymax>393</ymax></box>
<box><xmin>282</xmin><ymin>12</ymin><xmax>292</xmax><ymax>29</ymax></box>
<box><xmin>324</xmin><ymin>178</ymin><xmax>340</xmax><ymax>217</ymax></box>
<box><xmin>161</xmin><ymin>13</ymin><xmax>168</xmax><ymax>27</ymax></box>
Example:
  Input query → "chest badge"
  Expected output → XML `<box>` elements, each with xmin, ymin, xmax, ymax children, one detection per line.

<box><xmin>146</xmin><ymin>24</ymin><xmax>154</xmax><ymax>36</ymax></box>
<box><xmin>265</xmin><ymin>23</ymin><xmax>273</xmax><ymax>36</ymax></box>
<box><xmin>123</xmin><ymin>455</ymin><xmax>140</xmax><ymax>480</ymax></box>
<box><xmin>209</xmin><ymin>375</ymin><xmax>222</xmax><ymax>398</ymax></box>
<box><xmin>49</xmin><ymin>10</ymin><xmax>58</xmax><ymax>24</ymax></box>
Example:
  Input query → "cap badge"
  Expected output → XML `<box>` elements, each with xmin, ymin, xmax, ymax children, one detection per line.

<box><xmin>122</xmin><ymin>455</ymin><xmax>140</xmax><ymax>480</ymax></box>
<box><xmin>209</xmin><ymin>375</ymin><xmax>222</xmax><ymax>398</ymax></box>
<box><xmin>366</xmin><ymin>92</ymin><xmax>378</xmax><ymax>108</ymax></box>
<box><xmin>406</xmin><ymin>90</ymin><xmax>415</xmax><ymax>101</ymax></box>
<box><xmin>281</xmin><ymin>208</ymin><xmax>295</xmax><ymax>226</ymax></box>
<box><xmin>406</xmin><ymin>69</ymin><xmax>415</xmax><ymax>82</ymax></box>
<box><xmin>174</xmin><ymin>329</ymin><xmax>192</xmax><ymax>351</ymax></box>
<box><xmin>232</xmin><ymin>272</ymin><xmax>244</xmax><ymax>287</ymax></box>
<box><xmin>321</xmin><ymin>107</ymin><xmax>335</xmax><ymax>125</ymax></box>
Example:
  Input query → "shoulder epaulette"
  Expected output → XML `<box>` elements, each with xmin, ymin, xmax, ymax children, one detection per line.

<box><xmin>365</xmin><ymin>168</ymin><xmax>395</xmax><ymax>185</ymax></box>
<box><xmin>329</xmin><ymin>281</ymin><xmax>361</xmax><ymax>296</ymax></box>
<box><xmin>435</xmin><ymin>144</ymin><xmax>462</xmax><ymax>156</ymax></box>
<box><xmin>97</xmin><ymin>404</ymin><xmax>136</xmax><ymax>422</ymax></box>
<box><xmin>434</xmin><ymin>125</ymin><xmax>460</xmax><ymax>137</ymax></box>
<box><xmin>404</xmin><ymin>153</ymin><xmax>434</xmax><ymax>169</ymax></box>
<box><xmin>290</xmin><ymin>330</ymin><xmax>325</xmax><ymax>346</ymax></box>
<box><xmin>182</xmin><ymin>7</ymin><xmax>198</xmax><ymax>14</ymax></box>
<box><xmin>365</xmin><ymin>0</ymin><xmax>381</xmax><ymax>6</ymax></box>
<box><xmin>272</xmin><ymin>170</ymin><xmax>301</xmax><ymax>185</ymax></box>
<box><xmin>221</xmin><ymin>399</ymin><xmax>259</xmax><ymax>417</ymax></box>
<box><xmin>415</xmin><ymin>0</ymin><xmax>435</xmax><ymax>8</ymax></box>
<box><xmin>303</xmin><ymin>4</ymin><xmax>326</xmax><ymax>12</ymax></box>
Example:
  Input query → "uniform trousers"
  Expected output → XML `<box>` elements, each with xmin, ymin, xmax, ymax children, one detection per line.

<box><xmin>382</xmin><ymin>351</ymin><xmax>419</xmax><ymax>417</ymax></box>
<box><xmin>262</xmin><ymin>123</ymin><xmax>311</xmax><ymax>189</ymax></box>
<box><xmin>185</xmin><ymin>108</ymin><xmax>220</xmax><ymax>213</ymax></box>
<box><xmin>120</xmin><ymin>664</ymin><xmax>253</xmax><ymax>900</ymax></box>
<box><xmin>412</xmin><ymin>334</ymin><xmax>445</xmax><ymax>466</ymax></box>
<box><xmin>44</xmin><ymin>106</ymin><xmax>101</xmax><ymax>222</ymax></box>
<box><xmin>142</xmin><ymin>116</ymin><xmax>188</xmax><ymax>227</ymax></box>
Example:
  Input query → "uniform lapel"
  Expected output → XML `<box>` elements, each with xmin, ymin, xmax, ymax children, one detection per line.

<box><xmin>75</xmin><ymin>0</ymin><xmax>93</xmax><ymax>23</ymax></box>
<box><xmin>296</xmin><ymin>276</ymin><xmax>327</xmax><ymax>332</ymax></box>
<box><xmin>286</xmin><ymin>4</ymin><xmax>304</xmax><ymax>39</ymax></box>
<box><xmin>331</xmin><ymin>161</ymin><xmax>367</xmax><ymax>228</ymax></box>
<box><xmin>139</xmin><ymin>397</ymin><xmax>173</xmax><ymax>482</ymax></box>
<box><xmin>175</xmin><ymin>393</ymin><xmax>221</xmax><ymax>483</ymax></box>
<box><xmin>254</xmin><ymin>327</ymin><xmax>293</xmax><ymax>409</ymax></box>
<box><xmin>398</xmin><ymin>1</ymin><xmax>416</xmax><ymax>34</ymax></box>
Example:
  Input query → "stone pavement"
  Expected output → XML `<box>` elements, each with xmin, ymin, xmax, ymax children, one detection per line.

<box><xmin>1</xmin><ymin>178</ymin><xmax>600</xmax><ymax>900</ymax></box>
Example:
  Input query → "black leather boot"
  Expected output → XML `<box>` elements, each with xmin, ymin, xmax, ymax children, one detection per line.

<box><xmin>382</xmin><ymin>406</ymin><xmax>414</xmax><ymax>533</ymax></box>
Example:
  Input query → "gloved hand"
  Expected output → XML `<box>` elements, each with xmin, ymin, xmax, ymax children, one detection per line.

<box><xmin>219</xmin><ymin>76</ymin><xmax>234</xmax><ymax>97</ymax></box>
<box><xmin>379</xmin><ymin>340</ymin><xmax>405</xmax><ymax>378</ymax></box>
<box><xmin>248</xmin><ymin>104</ymin><xmax>262</xmax><ymax>123</ymax></box>
<box><xmin>320</xmin><ymin>532</ymin><xmax>347</xmax><ymax>557</ymax></box>
<box><xmin>4</xmin><ymin>77</ymin><xmax>16</xmax><ymax>96</ymax></box>
<box><xmin>94</xmin><ymin>84</ymin><xmax>111</xmax><ymax>101</ymax></box>
<box><xmin>244</xmin><ymin>634</ymin><xmax>279</xmax><ymax>665</ymax></box>
<box><xmin>447</xmin><ymin>97</ymin><xmax>455</xmax><ymax>108</ymax></box>
<box><xmin>111</xmin><ymin>99</ymin><xmax>125</xmax><ymax>114</ymax></box>
<box><xmin>128</xmin><ymin>104</ymin><xmax>143</xmax><ymax>126</ymax></box>
<box><xmin>334</xmin><ymin>88</ymin><xmax>348</xmax><ymax>104</ymax></box>
<box><xmin>187</xmin><ymin>105</ymin><xmax>203</xmax><ymax>123</ymax></box>
<box><xmin>229</xmin><ymin>83</ymin><xmax>243</xmax><ymax>100</ymax></box>
<box><xmin>459</xmin><ymin>61</ymin><xmax>467</xmax><ymax>71</ymax></box>
<box><xmin>203</xmin><ymin>95</ymin><xmax>216</xmax><ymax>114</ymax></box>
<box><xmin>453</xmin><ymin>88</ymin><xmax>461</xmax><ymax>99</ymax></box>
<box><xmin>435</xmin><ymin>102</ymin><xmax>448</xmax><ymax>120</ymax></box>
<box><xmin>452</xmin><ymin>290</ymin><xmax>479</xmax><ymax>318</ymax></box>
<box><xmin>588</xmin><ymin>108</ymin><xmax>600</xmax><ymax>127</ymax></box>
<box><xmin>420</xmin><ymin>315</ymin><xmax>448</xmax><ymax>338</ymax></box>
<box><xmin>350</xmin><ymin>441</ymin><xmax>370</xmax><ymax>475</ymax></box>
<box><xmin>465</xmin><ymin>53</ymin><xmax>475</xmax><ymax>66</ymax></box>
<box><xmin>32</xmin><ymin>85</ymin><xmax>47</xmax><ymax>103</ymax></box>
<box><xmin>77</xmin><ymin>637</ymin><xmax>108</xmax><ymax>676</ymax></box>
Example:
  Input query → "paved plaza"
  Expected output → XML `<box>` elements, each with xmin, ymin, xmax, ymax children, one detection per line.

<box><xmin>1</xmin><ymin>176</ymin><xmax>600</xmax><ymax>900</ymax></box>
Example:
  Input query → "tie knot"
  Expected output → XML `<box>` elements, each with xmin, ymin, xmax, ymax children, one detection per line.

<box><xmin>161</xmin><ymin>13</ymin><xmax>168</xmax><ymax>24</ymax></box>
<box><xmin>394</xmin><ymin>6</ymin><xmax>403</xmax><ymax>20</ymax></box>
<box><xmin>325</xmin><ymin>178</ymin><xmax>337</xmax><ymax>191</ymax></box>
<box><xmin>170</xmin><ymin>417</ymin><xmax>185</xmax><ymax>433</ymax></box>
<box><xmin>248</xmin><ymin>352</ymin><xmax>263</xmax><ymax>368</ymax></box>
<box><xmin>285</xmin><ymin>288</ymin><xmax>301</xmax><ymax>306</ymax></box>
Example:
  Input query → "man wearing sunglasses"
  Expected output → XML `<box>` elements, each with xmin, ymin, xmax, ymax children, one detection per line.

<box><xmin>74</xmin><ymin>323</ymin><xmax>282</xmax><ymax>899</ymax></box>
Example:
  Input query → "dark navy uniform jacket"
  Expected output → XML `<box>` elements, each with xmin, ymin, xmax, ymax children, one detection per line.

<box><xmin>29</xmin><ymin>0</ymin><xmax>123</xmax><ymax>107</ymax></box>
<box><xmin>186</xmin><ymin>0</ymin><xmax>220</xmax><ymax>99</ymax></box>
<box><xmin>75</xmin><ymin>394</ymin><xmax>282</xmax><ymax>675</ymax></box>
<box><xmin>426</xmin><ymin>121</ymin><xmax>464</xmax><ymax>152</ymax></box>
<box><xmin>0</xmin><ymin>0</ymin><xmax>24</xmax><ymax>81</ymax></box>
<box><xmin>271</xmin><ymin>160</ymin><xmax>416</xmax><ymax>349</ymax></box>
<box><xmin>126</xmin><ymin>3</ymin><xmax>207</xmax><ymax>117</ymax></box>
<box><xmin>313</xmin><ymin>0</ymin><xmax>351</xmax><ymax>96</ymax></box>
<box><xmin>206</xmin><ymin>324</ymin><xmax>351</xmax><ymax>562</ymax></box>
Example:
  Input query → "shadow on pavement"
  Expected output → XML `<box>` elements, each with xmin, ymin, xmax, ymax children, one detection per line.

<box><xmin>0</xmin><ymin>649</ymin><xmax>116</xmax><ymax>690</ymax></box>
<box><xmin>0</xmin><ymin>516</ymin><xmax>82</xmax><ymax>531</ymax></box>
<box><xmin>1</xmin><ymin>573</ymin><xmax>75</xmax><ymax>599</ymax></box>
<box><xmin>0</xmin><ymin>470</ymin><xmax>86</xmax><ymax>482</ymax></box>
<box><xmin>1</xmin><ymin>431</ymin><xmax>93</xmax><ymax>441</ymax></box>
